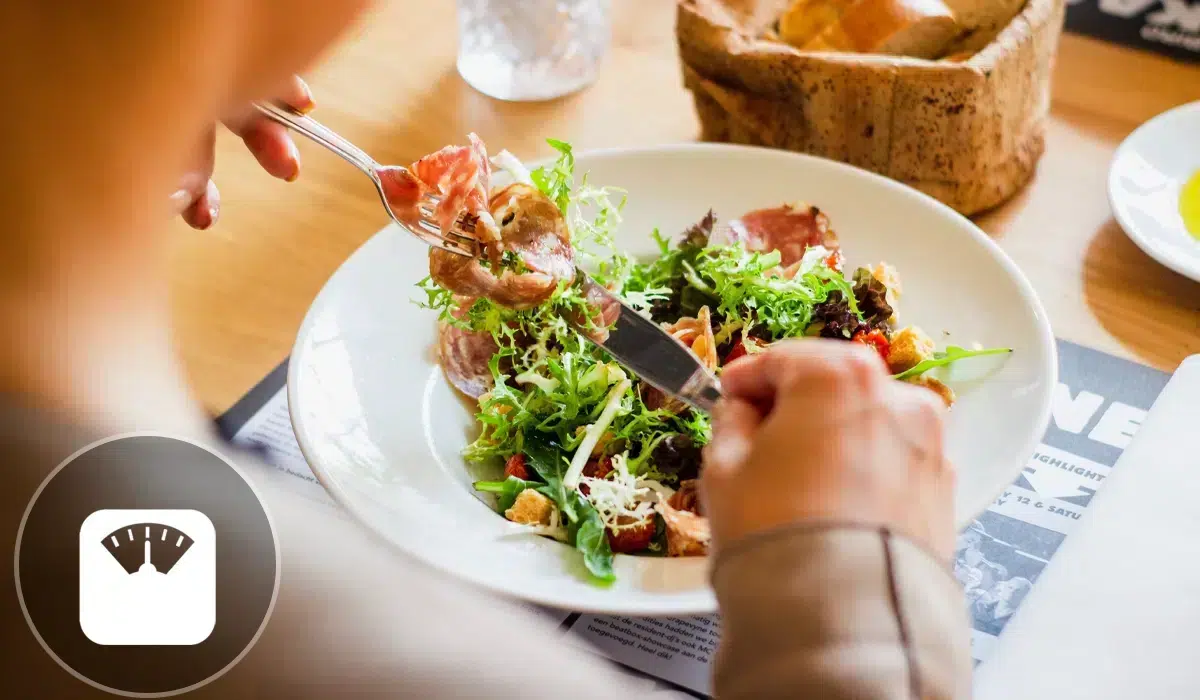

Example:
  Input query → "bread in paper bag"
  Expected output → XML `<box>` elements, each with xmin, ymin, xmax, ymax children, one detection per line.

<box><xmin>675</xmin><ymin>0</ymin><xmax>1065</xmax><ymax>215</ymax></box>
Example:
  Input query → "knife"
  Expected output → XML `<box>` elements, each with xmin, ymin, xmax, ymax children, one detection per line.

<box><xmin>573</xmin><ymin>272</ymin><xmax>722</xmax><ymax>414</ymax></box>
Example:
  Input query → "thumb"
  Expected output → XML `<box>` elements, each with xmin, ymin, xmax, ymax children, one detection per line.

<box><xmin>703</xmin><ymin>398</ymin><xmax>762</xmax><ymax>478</ymax></box>
<box><xmin>171</xmin><ymin>126</ymin><xmax>218</xmax><ymax>228</ymax></box>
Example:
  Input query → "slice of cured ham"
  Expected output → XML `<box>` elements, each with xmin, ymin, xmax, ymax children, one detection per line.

<box><xmin>437</xmin><ymin>321</ymin><xmax>497</xmax><ymax>399</ymax></box>
<box><xmin>429</xmin><ymin>183</ymin><xmax>574</xmax><ymax>309</ymax></box>
<box><xmin>379</xmin><ymin>134</ymin><xmax>499</xmax><ymax>250</ymax></box>
<box><xmin>417</xmin><ymin>134</ymin><xmax>500</xmax><ymax>245</ymax></box>
<box><xmin>382</xmin><ymin>134</ymin><xmax>575</xmax><ymax>310</ymax></box>
<box><xmin>436</xmin><ymin>299</ymin><xmax>499</xmax><ymax>399</ymax></box>
<box><xmin>655</xmin><ymin>498</ymin><xmax>711</xmax><ymax>557</ymax></box>
<box><xmin>667</xmin><ymin>479</ymin><xmax>703</xmax><ymax>515</ymax></box>
<box><xmin>712</xmin><ymin>203</ymin><xmax>839</xmax><ymax>267</ymax></box>
<box><xmin>571</xmin><ymin>275</ymin><xmax>622</xmax><ymax>343</ymax></box>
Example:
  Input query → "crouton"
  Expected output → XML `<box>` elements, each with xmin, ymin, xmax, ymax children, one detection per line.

<box><xmin>504</xmin><ymin>489</ymin><xmax>555</xmax><ymax>526</ymax></box>
<box><xmin>912</xmin><ymin>375</ymin><xmax>956</xmax><ymax>407</ymax></box>
<box><xmin>886</xmin><ymin>326</ymin><xmax>935</xmax><ymax>374</ymax></box>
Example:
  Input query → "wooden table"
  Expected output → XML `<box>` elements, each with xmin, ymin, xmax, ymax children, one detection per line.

<box><xmin>169</xmin><ymin>0</ymin><xmax>1200</xmax><ymax>416</ymax></box>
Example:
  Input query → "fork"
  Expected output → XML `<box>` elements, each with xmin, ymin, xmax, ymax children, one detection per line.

<box><xmin>258</xmin><ymin>101</ymin><xmax>723</xmax><ymax>413</ymax></box>
<box><xmin>252</xmin><ymin>101</ymin><xmax>479</xmax><ymax>258</ymax></box>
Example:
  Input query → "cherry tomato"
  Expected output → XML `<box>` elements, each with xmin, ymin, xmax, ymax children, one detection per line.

<box><xmin>503</xmin><ymin>453</ymin><xmax>530</xmax><ymax>480</ymax></box>
<box><xmin>579</xmin><ymin>456</ymin><xmax>613</xmax><ymax>496</ymax></box>
<box><xmin>607</xmin><ymin>516</ymin><xmax>656</xmax><ymax>554</ymax></box>
<box><xmin>852</xmin><ymin>329</ymin><xmax>890</xmax><ymax>361</ymax></box>
<box><xmin>723</xmin><ymin>334</ymin><xmax>766</xmax><ymax>365</ymax></box>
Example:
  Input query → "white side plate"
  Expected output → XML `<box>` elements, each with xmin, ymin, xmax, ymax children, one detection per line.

<box><xmin>1109</xmin><ymin>100</ymin><xmax>1200</xmax><ymax>283</ymax></box>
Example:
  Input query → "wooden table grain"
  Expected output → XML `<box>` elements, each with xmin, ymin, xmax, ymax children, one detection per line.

<box><xmin>168</xmin><ymin>0</ymin><xmax>1200</xmax><ymax>416</ymax></box>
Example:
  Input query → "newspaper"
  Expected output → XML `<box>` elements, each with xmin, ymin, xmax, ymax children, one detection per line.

<box><xmin>1065</xmin><ymin>0</ymin><xmax>1200</xmax><ymax>63</ymax></box>
<box><xmin>956</xmin><ymin>340</ymin><xmax>1169</xmax><ymax>663</ymax></box>
<box><xmin>218</xmin><ymin>338</ymin><xmax>1169</xmax><ymax>695</ymax></box>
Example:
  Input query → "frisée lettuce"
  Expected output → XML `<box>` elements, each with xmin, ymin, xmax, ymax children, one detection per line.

<box><xmin>415</xmin><ymin>138</ymin><xmax>1011</xmax><ymax>583</ymax></box>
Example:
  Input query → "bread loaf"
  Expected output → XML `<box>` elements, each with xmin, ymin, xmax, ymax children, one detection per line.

<box><xmin>778</xmin><ymin>0</ymin><xmax>856</xmax><ymax>48</ymax></box>
<box><xmin>943</xmin><ymin>0</ymin><xmax>1026</xmax><ymax>31</ymax></box>
<box><xmin>802</xmin><ymin>0</ymin><xmax>961</xmax><ymax>59</ymax></box>
<box><xmin>940</xmin><ymin>0</ymin><xmax>1027</xmax><ymax>59</ymax></box>
<box><xmin>675</xmin><ymin>0</ymin><xmax>1065</xmax><ymax>216</ymax></box>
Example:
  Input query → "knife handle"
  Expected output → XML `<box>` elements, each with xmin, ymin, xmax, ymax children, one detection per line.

<box><xmin>680</xmin><ymin>370</ymin><xmax>722</xmax><ymax>414</ymax></box>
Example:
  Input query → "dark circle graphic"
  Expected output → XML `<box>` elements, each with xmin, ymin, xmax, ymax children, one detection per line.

<box><xmin>14</xmin><ymin>434</ymin><xmax>279</xmax><ymax>697</ymax></box>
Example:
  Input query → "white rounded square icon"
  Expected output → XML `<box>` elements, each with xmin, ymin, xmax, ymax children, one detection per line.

<box><xmin>79</xmin><ymin>509</ymin><xmax>216</xmax><ymax>646</ymax></box>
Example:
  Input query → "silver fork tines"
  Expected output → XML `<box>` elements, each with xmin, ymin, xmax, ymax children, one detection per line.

<box><xmin>252</xmin><ymin>101</ymin><xmax>480</xmax><ymax>258</ymax></box>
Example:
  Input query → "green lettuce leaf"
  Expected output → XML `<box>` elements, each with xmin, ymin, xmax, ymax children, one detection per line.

<box><xmin>529</xmin><ymin>139</ymin><xmax>574</xmax><ymax>214</ymax></box>
<box><xmin>657</xmin><ymin>243</ymin><xmax>857</xmax><ymax>342</ymax></box>
<box><xmin>523</xmin><ymin>433</ymin><xmax>614</xmax><ymax>583</ymax></box>
<box><xmin>568</xmin><ymin>492</ymin><xmax>615</xmax><ymax>583</ymax></box>
<box><xmin>473</xmin><ymin>476</ymin><xmax>548</xmax><ymax>513</ymax></box>
<box><xmin>893</xmin><ymin>346</ymin><xmax>1013</xmax><ymax>380</ymax></box>
<box><xmin>522</xmin><ymin>433</ymin><xmax>577</xmax><ymax>523</ymax></box>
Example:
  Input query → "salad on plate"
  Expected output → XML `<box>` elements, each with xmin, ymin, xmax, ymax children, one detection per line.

<box><xmin>388</xmin><ymin>136</ymin><xmax>1011</xmax><ymax>583</ymax></box>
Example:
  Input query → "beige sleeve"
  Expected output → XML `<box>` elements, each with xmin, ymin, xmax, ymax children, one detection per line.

<box><xmin>2</xmin><ymin>408</ymin><xmax>968</xmax><ymax>699</ymax></box>
<box><xmin>712</xmin><ymin>526</ymin><xmax>972</xmax><ymax>700</ymax></box>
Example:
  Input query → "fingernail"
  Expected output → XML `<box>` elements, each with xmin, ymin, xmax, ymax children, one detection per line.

<box><xmin>295</xmin><ymin>78</ymin><xmax>315</xmax><ymax>113</ymax></box>
<box><xmin>169</xmin><ymin>189</ymin><xmax>191</xmax><ymax>211</ymax></box>
<box><xmin>208</xmin><ymin>203</ymin><xmax>220</xmax><ymax>225</ymax></box>
<box><xmin>285</xmin><ymin>140</ymin><xmax>301</xmax><ymax>182</ymax></box>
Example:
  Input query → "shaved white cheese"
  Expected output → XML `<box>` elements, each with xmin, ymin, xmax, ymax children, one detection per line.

<box><xmin>797</xmin><ymin>245</ymin><xmax>833</xmax><ymax>275</ymax></box>
<box><xmin>514</xmin><ymin>370</ymin><xmax>559</xmax><ymax>394</ymax></box>
<box><xmin>580</xmin><ymin>453</ymin><xmax>676</xmax><ymax>529</ymax></box>
<box><xmin>563</xmin><ymin>379</ymin><xmax>630</xmax><ymax>490</ymax></box>
<box><xmin>638</xmin><ymin>478</ymin><xmax>677</xmax><ymax>502</ymax></box>
<box><xmin>490</xmin><ymin>150</ymin><xmax>533</xmax><ymax>186</ymax></box>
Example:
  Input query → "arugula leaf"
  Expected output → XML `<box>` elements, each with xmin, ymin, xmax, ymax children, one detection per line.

<box><xmin>474</xmin><ymin>476</ymin><xmax>547</xmax><ymax>512</ymax></box>
<box><xmin>568</xmin><ymin>493</ymin><xmax>616</xmax><ymax>583</ymax></box>
<box><xmin>522</xmin><ymin>433</ymin><xmax>577</xmax><ymax>522</ymax></box>
<box><xmin>474</xmin><ymin>470</ymin><xmax>611</xmax><ymax>582</ymax></box>
<box><xmin>530</xmin><ymin>139</ymin><xmax>574</xmax><ymax>214</ymax></box>
<box><xmin>522</xmin><ymin>433</ymin><xmax>615</xmax><ymax>583</ymax></box>
<box><xmin>894</xmin><ymin>346</ymin><xmax>1013</xmax><ymax>380</ymax></box>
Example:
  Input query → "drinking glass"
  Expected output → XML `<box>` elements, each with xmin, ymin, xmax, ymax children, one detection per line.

<box><xmin>456</xmin><ymin>0</ymin><xmax>612</xmax><ymax>102</ymax></box>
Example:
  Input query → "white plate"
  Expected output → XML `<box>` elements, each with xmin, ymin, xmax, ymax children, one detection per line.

<box><xmin>288</xmin><ymin>144</ymin><xmax>1056</xmax><ymax>615</ymax></box>
<box><xmin>1109</xmin><ymin>100</ymin><xmax>1200</xmax><ymax>283</ymax></box>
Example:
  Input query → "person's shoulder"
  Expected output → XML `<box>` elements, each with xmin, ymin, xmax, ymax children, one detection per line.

<box><xmin>0</xmin><ymin>396</ymin><xmax>111</xmax><ymax>522</ymax></box>
<box><xmin>0</xmin><ymin>397</ymin><xmax>100</xmax><ymax>465</ymax></box>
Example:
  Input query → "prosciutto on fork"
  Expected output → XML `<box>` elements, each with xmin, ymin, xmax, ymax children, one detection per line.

<box><xmin>382</xmin><ymin>135</ymin><xmax>576</xmax><ymax>310</ymax></box>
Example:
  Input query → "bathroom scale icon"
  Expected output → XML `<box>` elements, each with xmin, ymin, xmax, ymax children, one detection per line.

<box><xmin>79</xmin><ymin>509</ymin><xmax>216</xmax><ymax>646</ymax></box>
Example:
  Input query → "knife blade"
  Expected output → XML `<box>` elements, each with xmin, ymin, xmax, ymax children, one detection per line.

<box><xmin>573</xmin><ymin>272</ymin><xmax>722</xmax><ymax>414</ymax></box>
